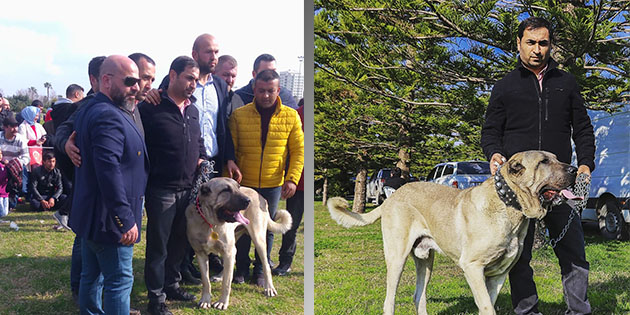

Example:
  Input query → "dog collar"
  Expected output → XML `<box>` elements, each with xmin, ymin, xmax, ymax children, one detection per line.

<box><xmin>494</xmin><ymin>168</ymin><xmax>522</xmax><ymax>211</ymax></box>
<box><xmin>196</xmin><ymin>196</ymin><xmax>213</xmax><ymax>228</ymax></box>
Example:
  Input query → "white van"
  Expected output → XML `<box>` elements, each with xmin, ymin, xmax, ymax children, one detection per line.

<box><xmin>577</xmin><ymin>105</ymin><xmax>630</xmax><ymax>240</ymax></box>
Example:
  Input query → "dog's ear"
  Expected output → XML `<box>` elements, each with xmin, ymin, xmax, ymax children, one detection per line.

<box><xmin>200</xmin><ymin>183</ymin><xmax>211</xmax><ymax>195</ymax></box>
<box><xmin>508</xmin><ymin>159</ymin><xmax>525</xmax><ymax>176</ymax></box>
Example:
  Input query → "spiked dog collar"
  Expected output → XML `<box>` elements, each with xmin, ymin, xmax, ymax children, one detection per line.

<box><xmin>494</xmin><ymin>167</ymin><xmax>522</xmax><ymax>211</ymax></box>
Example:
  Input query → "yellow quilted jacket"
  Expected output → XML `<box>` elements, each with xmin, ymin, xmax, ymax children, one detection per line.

<box><xmin>229</xmin><ymin>97</ymin><xmax>304</xmax><ymax>188</ymax></box>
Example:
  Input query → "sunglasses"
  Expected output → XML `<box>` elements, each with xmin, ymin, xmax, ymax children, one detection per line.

<box><xmin>105</xmin><ymin>74</ymin><xmax>140</xmax><ymax>87</ymax></box>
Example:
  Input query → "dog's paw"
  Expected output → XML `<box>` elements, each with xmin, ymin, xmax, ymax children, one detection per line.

<box><xmin>198</xmin><ymin>295</ymin><xmax>213</xmax><ymax>309</ymax></box>
<box><xmin>264</xmin><ymin>287</ymin><xmax>277</xmax><ymax>297</ymax></box>
<box><xmin>212</xmin><ymin>301</ymin><xmax>229</xmax><ymax>310</ymax></box>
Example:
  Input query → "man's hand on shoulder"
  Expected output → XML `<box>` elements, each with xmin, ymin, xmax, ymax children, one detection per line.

<box><xmin>65</xmin><ymin>131</ymin><xmax>81</xmax><ymax>167</ymax></box>
<box><xmin>145</xmin><ymin>88</ymin><xmax>162</xmax><ymax>105</ymax></box>
<box><xmin>226</xmin><ymin>160</ymin><xmax>242</xmax><ymax>183</ymax></box>
<box><xmin>120</xmin><ymin>223</ymin><xmax>138</xmax><ymax>246</ymax></box>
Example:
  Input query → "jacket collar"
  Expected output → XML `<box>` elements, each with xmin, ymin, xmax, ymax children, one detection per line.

<box><xmin>253</xmin><ymin>96</ymin><xmax>283</xmax><ymax>115</ymax></box>
<box><xmin>517</xmin><ymin>57</ymin><xmax>559</xmax><ymax>75</ymax></box>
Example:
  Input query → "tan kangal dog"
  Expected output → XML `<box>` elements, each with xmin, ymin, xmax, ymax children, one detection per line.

<box><xmin>328</xmin><ymin>151</ymin><xmax>579</xmax><ymax>315</ymax></box>
<box><xmin>186</xmin><ymin>177</ymin><xmax>292</xmax><ymax>310</ymax></box>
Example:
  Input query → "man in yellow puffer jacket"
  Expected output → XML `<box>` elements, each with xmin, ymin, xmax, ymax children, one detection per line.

<box><xmin>229</xmin><ymin>69</ymin><xmax>304</xmax><ymax>286</ymax></box>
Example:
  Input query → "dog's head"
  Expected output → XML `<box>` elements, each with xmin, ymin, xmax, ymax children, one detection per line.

<box><xmin>501</xmin><ymin>150</ymin><xmax>577</xmax><ymax>219</ymax></box>
<box><xmin>198</xmin><ymin>177</ymin><xmax>251</xmax><ymax>225</ymax></box>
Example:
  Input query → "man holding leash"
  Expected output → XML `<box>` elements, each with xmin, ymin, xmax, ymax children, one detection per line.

<box><xmin>139</xmin><ymin>56</ymin><xmax>207</xmax><ymax>315</ymax></box>
<box><xmin>481</xmin><ymin>17</ymin><xmax>595</xmax><ymax>315</ymax></box>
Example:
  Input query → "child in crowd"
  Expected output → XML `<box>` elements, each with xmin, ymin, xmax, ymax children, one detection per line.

<box><xmin>0</xmin><ymin>149</ymin><xmax>10</xmax><ymax>218</ymax></box>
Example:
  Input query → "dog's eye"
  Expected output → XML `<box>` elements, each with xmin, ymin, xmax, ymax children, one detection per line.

<box><xmin>541</xmin><ymin>158</ymin><xmax>549</xmax><ymax>164</ymax></box>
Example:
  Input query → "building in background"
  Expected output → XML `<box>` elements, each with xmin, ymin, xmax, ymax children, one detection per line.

<box><xmin>279</xmin><ymin>70</ymin><xmax>304</xmax><ymax>103</ymax></box>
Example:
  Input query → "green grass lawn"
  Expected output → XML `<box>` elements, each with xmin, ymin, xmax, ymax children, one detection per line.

<box><xmin>0</xmin><ymin>201</ymin><xmax>303</xmax><ymax>315</ymax></box>
<box><xmin>314</xmin><ymin>200</ymin><xmax>630</xmax><ymax>314</ymax></box>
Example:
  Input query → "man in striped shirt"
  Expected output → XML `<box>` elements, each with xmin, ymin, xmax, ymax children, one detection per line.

<box><xmin>0</xmin><ymin>114</ymin><xmax>30</xmax><ymax>209</ymax></box>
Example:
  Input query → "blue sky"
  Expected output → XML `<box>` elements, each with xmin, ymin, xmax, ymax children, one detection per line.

<box><xmin>0</xmin><ymin>0</ymin><xmax>305</xmax><ymax>98</ymax></box>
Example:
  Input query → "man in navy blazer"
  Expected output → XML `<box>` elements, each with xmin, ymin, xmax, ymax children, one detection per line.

<box><xmin>69</xmin><ymin>55</ymin><xmax>149</xmax><ymax>315</ymax></box>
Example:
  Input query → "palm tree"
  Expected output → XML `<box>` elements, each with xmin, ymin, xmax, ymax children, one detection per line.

<box><xmin>27</xmin><ymin>86</ymin><xmax>38</xmax><ymax>100</ymax></box>
<box><xmin>44</xmin><ymin>82</ymin><xmax>52</xmax><ymax>103</ymax></box>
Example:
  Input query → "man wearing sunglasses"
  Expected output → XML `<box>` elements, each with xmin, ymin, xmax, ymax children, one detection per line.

<box><xmin>69</xmin><ymin>55</ymin><xmax>149</xmax><ymax>315</ymax></box>
<box><xmin>139</xmin><ymin>56</ymin><xmax>207</xmax><ymax>315</ymax></box>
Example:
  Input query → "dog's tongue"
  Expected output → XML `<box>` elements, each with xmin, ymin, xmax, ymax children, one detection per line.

<box><xmin>561</xmin><ymin>189</ymin><xmax>583</xmax><ymax>200</ymax></box>
<box><xmin>234</xmin><ymin>212</ymin><xmax>250</xmax><ymax>225</ymax></box>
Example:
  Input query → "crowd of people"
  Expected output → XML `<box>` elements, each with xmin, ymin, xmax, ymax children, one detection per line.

<box><xmin>0</xmin><ymin>33</ymin><xmax>305</xmax><ymax>315</ymax></box>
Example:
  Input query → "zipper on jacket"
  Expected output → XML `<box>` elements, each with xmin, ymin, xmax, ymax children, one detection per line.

<box><xmin>533</xmin><ymin>77</ymin><xmax>542</xmax><ymax>150</ymax></box>
<box><xmin>544</xmin><ymin>88</ymin><xmax>549</xmax><ymax>121</ymax></box>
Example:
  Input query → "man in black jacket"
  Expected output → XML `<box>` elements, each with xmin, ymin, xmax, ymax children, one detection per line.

<box><xmin>144</xmin><ymin>34</ymin><xmax>241</xmax><ymax>284</ymax></box>
<box><xmin>139</xmin><ymin>56</ymin><xmax>206</xmax><ymax>315</ymax></box>
<box><xmin>481</xmin><ymin>17</ymin><xmax>594</xmax><ymax>315</ymax></box>
<box><xmin>29</xmin><ymin>152</ymin><xmax>67</xmax><ymax>212</ymax></box>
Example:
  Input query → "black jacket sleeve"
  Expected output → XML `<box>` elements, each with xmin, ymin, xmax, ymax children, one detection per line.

<box><xmin>30</xmin><ymin>167</ymin><xmax>43</xmax><ymax>201</ymax></box>
<box><xmin>568</xmin><ymin>76</ymin><xmax>596</xmax><ymax>171</ymax></box>
<box><xmin>52</xmin><ymin>169</ymin><xmax>63</xmax><ymax>200</ymax></box>
<box><xmin>481</xmin><ymin>83</ymin><xmax>507</xmax><ymax>161</ymax></box>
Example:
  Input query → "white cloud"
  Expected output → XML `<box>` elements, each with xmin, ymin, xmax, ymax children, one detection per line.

<box><xmin>0</xmin><ymin>0</ymin><xmax>304</xmax><ymax>96</ymax></box>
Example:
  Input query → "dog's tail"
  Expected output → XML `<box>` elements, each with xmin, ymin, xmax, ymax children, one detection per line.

<box><xmin>327</xmin><ymin>197</ymin><xmax>383</xmax><ymax>228</ymax></box>
<box><xmin>267</xmin><ymin>209</ymin><xmax>293</xmax><ymax>234</ymax></box>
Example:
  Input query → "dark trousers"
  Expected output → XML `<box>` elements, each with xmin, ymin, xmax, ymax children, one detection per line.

<box><xmin>509</xmin><ymin>203</ymin><xmax>591</xmax><ymax>315</ymax></box>
<box><xmin>59</xmin><ymin>172</ymin><xmax>73</xmax><ymax>216</ymax></box>
<box><xmin>144</xmin><ymin>186</ymin><xmax>190</xmax><ymax>304</ymax></box>
<box><xmin>30</xmin><ymin>194</ymin><xmax>68</xmax><ymax>212</ymax></box>
<box><xmin>235</xmin><ymin>186</ymin><xmax>281</xmax><ymax>277</ymax></box>
<box><xmin>70</xmin><ymin>236</ymin><xmax>82</xmax><ymax>293</ymax></box>
<box><xmin>278</xmin><ymin>190</ymin><xmax>304</xmax><ymax>266</ymax></box>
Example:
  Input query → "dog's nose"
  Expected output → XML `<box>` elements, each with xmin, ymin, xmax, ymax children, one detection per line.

<box><xmin>567</xmin><ymin>165</ymin><xmax>578</xmax><ymax>174</ymax></box>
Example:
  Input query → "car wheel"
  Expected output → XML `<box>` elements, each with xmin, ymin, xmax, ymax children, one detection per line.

<box><xmin>598</xmin><ymin>199</ymin><xmax>629</xmax><ymax>240</ymax></box>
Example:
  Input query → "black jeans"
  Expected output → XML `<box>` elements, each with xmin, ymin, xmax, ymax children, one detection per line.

<box><xmin>278</xmin><ymin>190</ymin><xmax>304</xmax><ymax>267</ymax></box>
<box><xmin>144</xmin><ymin>186</ymin><xmax>190</xmax><ymax>304</ymax></box>
<box><xmin>509</xmin><ymin>203</ymin><xmax>591</xmax><ymax>315</ymax></box>
<box><xmin>30</xmin><ymin>194</ymin><xmax>68</xmax><ymax>212</ymax></box>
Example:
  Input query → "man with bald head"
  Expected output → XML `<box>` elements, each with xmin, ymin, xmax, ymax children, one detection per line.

<box><xmin>69</xmin><ymin>55</ymin><xmax>149</xmax><ymax>315</ymax></box>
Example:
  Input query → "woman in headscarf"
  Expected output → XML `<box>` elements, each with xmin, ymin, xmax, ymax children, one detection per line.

<box><xmin>17</xmin><ymin>105</ymin><xmax>47</xmax><ymax>201</ymax></box>
<box><xmin>18</xmin><ymin>106</ymin><xmax>47</xmax><ymax>147</ymax></box>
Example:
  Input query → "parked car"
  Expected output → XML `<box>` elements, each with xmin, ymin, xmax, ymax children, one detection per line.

<box><xmin>574</xmin><ymin>105</ymin><xmax>630</xmax><ymax>240</ymax></box>
<box><xmin>426</xmin><ymin>161</ymin><xmax>491</xmax><ymax>189</ymax></box>
<box><xmin>366</xmin><ymin>168</ymin><xmax>417</xmax><ymax>204</ymax></box>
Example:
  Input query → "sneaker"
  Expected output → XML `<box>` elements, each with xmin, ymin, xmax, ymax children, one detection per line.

<box><xmin>208</xmin><ymin>254</ymin><xmax>224</xmax><ymax>274</ymax></box>
<box><xmin>129</xmin><ymin>307</ymin><xmax>141</xmax><ymax>315</ymax></box>
<box><xmin>181</xmin><ymin>268</ymin><xmax>201</xmax><ymax>285</ymax></box>
<box><xmin>147</xmin><ymin>302</ymin><xmax>172</xmax><ymax>315</ymax></box>
<box><xmin>53</xmin><ymin>211</ymin><xmax>70</xmax><ymax>230</ymax></box>
<box><xmin>251</xmin><ymin>273</ymin><xmax>265</xmax><ymax>287</ymax></box>
<box><xmin>232</xmin><ymin>274</ymin><xmax>245</xmax><ymax>284</ymax></box>
<box><xmin>272</xmin><ymin>264</ymin><xmax>292</xmax><ymax>276</ymax></box>
<box><xmin>164</xmin><ymin>287</ymin><xmax>196</xmax><ymax>302</ymax></box>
